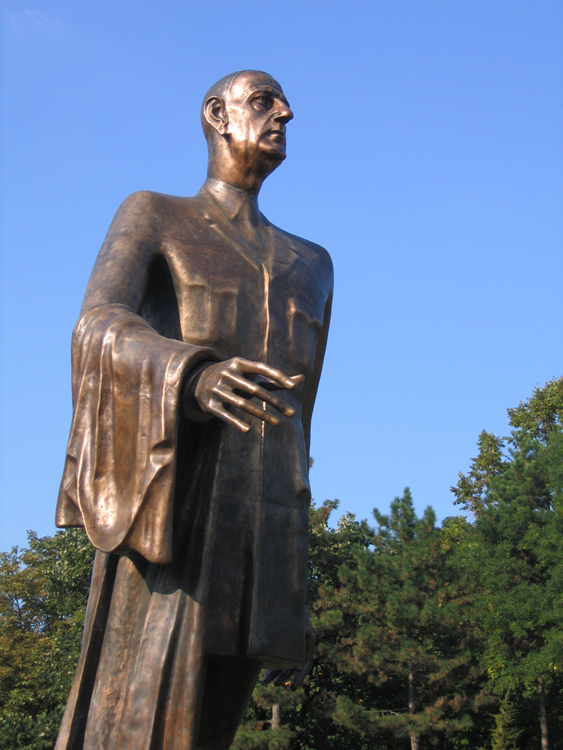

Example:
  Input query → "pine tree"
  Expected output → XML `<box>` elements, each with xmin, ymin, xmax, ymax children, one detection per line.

<box><xmin>324</xmin><ymin>490</ymin><xmax>488</xmax><ymax>748</ymax></box>
<box><xmin>452</xmin><ymin>430</ymin><xmax>508</xmax><ymax>514</ymax></box>
<box><xmin>489</xmin><ymin>696</ymin><xmax>521</xmax><ymax>750</ymax></box>
<box><xmin>234</xmin><ymin>500</ymin><xmax>378</xmax><ymax>750</ymax></box>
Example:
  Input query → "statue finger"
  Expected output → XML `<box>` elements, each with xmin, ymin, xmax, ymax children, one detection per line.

<box><xmin>206</xmin><ymin>403</ymin><xmax>250</xmax><ymax>433</ymax></box>
<box><xmin>288</xmin><ymin>374</ymin><xmax>305</xmax><ymax>386</ymax></box>
<box><xmin>263</xmin><ymin>669</ymin><xmax>278</xmax><ymax>686</ymax></box>
<box><xmin>290</xmin><ymin>662</ymin><xmax>311</xmax><ymax>691</ymax></box>
<box><xmin>273</xmin><ymin>669</ymin><xmax>295</xmax><ymax>687</ymax></box>
<box><xmin>235</xmin><ymin>359</ymin><xmax>300</xmax><ymax>390</ymax></box>
<box><xmin>260</xmin><ymin>391</ymin><xmax>295</xmax><ymax>417</ymax></box>
<box><xmin>216</xmin><ymin>389</ymin><xmax>280</xmax><ymax>426</ymax></box>
<box><xmin>225</xmin><ymin>375</ymin><xmax>295</xmax><ymax>416</ymax></box>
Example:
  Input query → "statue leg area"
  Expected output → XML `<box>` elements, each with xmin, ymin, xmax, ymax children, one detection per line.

<box><xmin>55</xmin><ymin>551</ymin><xmax>120</xmax><ymax>750</ymax></box>
<box><xmin>55</xmin><ymin>547</ymin><xmax>208</xmax><ymax>750</ymax></box>
<box><xmin>196</xmin><ymin>657</ymin><xmax>262</xmax><ymax>750</ymax></box>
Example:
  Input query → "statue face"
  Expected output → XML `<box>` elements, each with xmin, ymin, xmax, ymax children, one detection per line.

<box><xmin>224</xmin><ymin>72</ymin><xmax>293</xmax><ymax>173</ymax></box>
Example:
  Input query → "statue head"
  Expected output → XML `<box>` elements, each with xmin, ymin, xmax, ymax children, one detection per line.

<box><xmin>201</xmin><ymin>70</ymin><xmax>293</xmax><ymax>194</ymax></box>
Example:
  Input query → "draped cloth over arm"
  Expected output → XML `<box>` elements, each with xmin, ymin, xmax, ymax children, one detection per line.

<box><xmin>55</xmin><ymin>303</ymin><xmax>221</xmax><ymax>564</ymax></box>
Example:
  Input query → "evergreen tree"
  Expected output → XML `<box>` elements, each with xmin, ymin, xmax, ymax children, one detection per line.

<box><xmin>234</xmin><ymin>500</ymin><xmax>378</xmax><ymax>750</ymax></box>
<box><xmin>231</xmin><ymin>678</ymin><xmax>299</xmax><ymax>750</ymax></box>
<box><xmin>295</xmin><ymin>503</ymin><xmax>378</xmax><ymax>750</ymax></box>
<box><xmin>327</xmin><ymin>489</ymin><xmax>488</xmax><ymax>749</ymax></box>
<box><xmin>5</xmin><ymin>373</ymin><xmax>563</xmax><ymax>750</ymax></box>
<box><xmin>452</xmin><ymin>430</ymin><xmax>508</xmax><ymax>515</ymax></box>
<box><xmin>489</xmin><ymin>696</ymin><xmax>521</xmax><ymax>750</ymax></box>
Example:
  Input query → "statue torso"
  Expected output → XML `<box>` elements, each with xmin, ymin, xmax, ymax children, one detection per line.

<box><xmin>133</xmin><ymin>189</ymin><xmax>332</xmax><ymax>665</ymax></box>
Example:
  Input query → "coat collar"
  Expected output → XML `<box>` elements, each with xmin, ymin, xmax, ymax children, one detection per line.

<box><xmin>201</xmin><ymin>178</ymin><xmax>262</xmax><ymax>226</ymax></box>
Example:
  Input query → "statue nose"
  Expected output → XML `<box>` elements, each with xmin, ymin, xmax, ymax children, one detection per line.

<box><xmin>274</xmin><ymin>101</ymin><xmax>293</xmax><ymax>125</ymax></box>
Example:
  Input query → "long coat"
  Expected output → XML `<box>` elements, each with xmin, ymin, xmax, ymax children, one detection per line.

<box><xmin>55</xmin><ymin>180</ymin><xmax>333</xmax><ymax>749</ymax></box>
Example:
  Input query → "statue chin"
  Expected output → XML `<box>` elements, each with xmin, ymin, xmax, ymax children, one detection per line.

<box><xmin>257</xmin><ymin>149</ymin><xmax>286</xmax><ymax>177</ymax></box>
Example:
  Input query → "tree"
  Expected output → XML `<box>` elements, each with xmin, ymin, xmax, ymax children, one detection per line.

<box><xmin>234</xmin><ymin>500</ymin><xmax>378</xmax><ymax>750</ymax></box>
<box><xmin>328</xmin><ymin>490</ymin><xmax>489</xmax><ymax>749</ymax></box>
<box><xmin>485</xmin><ymin>695</ymin><xmax>521</xmax><ymax>750</ymax></box>
<box><xmin>451</xmin><ymin>430</ymin><xmax>508</xmax><ymax>515</ymax></box>
<box><xmin>0</xmin><ymin>529</ymin><xmax>94</xmax><ymax>749</ymax></box>
<box><xmin>235</xmin><ymin>495</ymin><xmax>491</xmax><ymax>750</ymax></box>
<box><xmin>453</xmin><ymin>377</ymin><xmax>563</xmax><ymax>750</ymax></box>
<box><xmin>231</xmin><ymin>678</ymin><xmax>299</xmax><ymax>750</ymax></box>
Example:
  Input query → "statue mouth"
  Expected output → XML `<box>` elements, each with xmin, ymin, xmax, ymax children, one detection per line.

<box><xmin>265</xmin><ymin>131</ymin><xmax>286</xmax><ymax>147</ymax></box>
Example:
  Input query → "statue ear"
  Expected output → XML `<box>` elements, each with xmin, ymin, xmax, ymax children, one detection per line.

<box><xmin>204</xmin><ymin>96</ymin><xmax>228</xmax><ymax>136</ymax></box>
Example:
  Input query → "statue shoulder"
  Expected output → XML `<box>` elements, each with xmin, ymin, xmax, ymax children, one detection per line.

<box><xmin>117</xmin><ymin>189</ymin><xmax>174</xmax><ymax>215</ymax></box>
<box><xmin>107</xmin><ymin>190</ymin><xmax>163</xmax><ymax>237</ymax></box>
<box><xmin>82</xmin><ymin>191</ymin><xmax>204</xmax><ymax>313</ymax></box>
<box><xmin>110</xmin><ymin>190</ymin><xmax>199</xmax><ymax>234</ymax></box>
<box><xmin>274</xmin><ymin>225</ymin><xmax>333</xmax><ymax>287</ymax></box>
<box><xmin>119</xmin><ymin>189</ymin><xmax>201</xmax><ymax>209</ymax></box>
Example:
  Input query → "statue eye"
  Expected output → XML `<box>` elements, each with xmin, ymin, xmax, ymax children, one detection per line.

<box><xmin>253</xmin><ymin>93</ymin><xmax>273</xmax><ymax>110</ymax></box>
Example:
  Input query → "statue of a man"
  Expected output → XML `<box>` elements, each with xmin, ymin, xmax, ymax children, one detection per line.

<box><xmin>55</xmin><ymin>70</ymin><xmax>333</xmax><ymax>750</ymax></box>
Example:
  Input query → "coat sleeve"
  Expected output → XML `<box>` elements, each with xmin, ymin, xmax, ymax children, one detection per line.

<box><xmin>55</xmin><ymin>192</ymin><xmax>222</xmax><ymax>564</ymax></box>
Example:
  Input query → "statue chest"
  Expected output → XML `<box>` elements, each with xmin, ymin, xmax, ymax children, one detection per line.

<box><xmin>161</xmin><ymin>230</ymin><xmax>328</xmax><ymax>380</ymax></box>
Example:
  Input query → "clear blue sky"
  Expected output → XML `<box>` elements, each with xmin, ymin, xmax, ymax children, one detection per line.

<box><xmin>1</xmin><ymin>1</ymin><xmax>562</xmax><ymax>552</ymax></box>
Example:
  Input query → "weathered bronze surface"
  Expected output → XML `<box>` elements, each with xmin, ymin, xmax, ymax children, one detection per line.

<box><xmin>55</xmin><ymin>71</ymin><xmax>333</xmax><ymax>750</ymax></box>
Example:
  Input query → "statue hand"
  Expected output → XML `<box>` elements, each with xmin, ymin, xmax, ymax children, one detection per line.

<box><xmin>194</xmin><ymin>357</ymin><xmax>304</xmax><ymax>433</ymax></box>
<box><xmin>263</xmin><ymin>609</ymin><xmax>315</xmax><ymax>691</ymax></box>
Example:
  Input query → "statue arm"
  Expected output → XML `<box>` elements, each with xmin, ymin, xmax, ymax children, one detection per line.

<box><xmin>56</xmin><ymin>192</ymin><xmax>224</xmax><ymax>563</ymax></box>
<box><xmin>80</xmin><ymin>191</ymin><xmax>162</xmax><ymax>315</ymax></box>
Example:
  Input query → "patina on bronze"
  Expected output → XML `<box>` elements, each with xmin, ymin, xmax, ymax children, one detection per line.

<box><xmin>55</xmin><ymin>71</ymin><xmax>333</xmax><ymax>750</ymax></box>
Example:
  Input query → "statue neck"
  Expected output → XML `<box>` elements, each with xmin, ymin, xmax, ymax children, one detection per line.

<box><xmin>202</xmin><ymin>178</ymin><xmax>262</xmax><ymax>225</ymax></box>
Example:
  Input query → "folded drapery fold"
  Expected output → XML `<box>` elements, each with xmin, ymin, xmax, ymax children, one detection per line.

<box><xmin>55</xmin><ymin>303</ymin><xmax>220</xmax><ymax>564</ymax></box>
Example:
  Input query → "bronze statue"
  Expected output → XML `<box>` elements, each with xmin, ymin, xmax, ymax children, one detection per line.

<box><xmin>55</xmin><ymin>70</ymin><xmax>333</xmax><ymax>750</ymax></box>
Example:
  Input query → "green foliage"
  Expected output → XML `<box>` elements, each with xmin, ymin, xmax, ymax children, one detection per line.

<box><xmin>236</xmin><ymin>497</ymin><xmax>490</xmax><ymax>750</ymax></box>
<box><xmin>489</xmin><ymin>696</ymin><xmax>521</xmax><ymax>750</ymax></box>
<box><xmin>452</xmin><ymin>430</ymin><xmax>508</xmax><ymax>514</ymax></box>
<box><xmin>236</xmin><ymin>378</ymin><xmax>563</xmax><ymax>749</ymax></box>
<box><xmin>233</xmin><ymin>716</ymin><xmax>293</xmax><ymax>750</ymax></box>
<box><xmin>507</xmin><ymin>378</ymin><xmax>563</xmax><ymax>441</ymax></box>
<box><xmin>3</xmin><ymin>377</ymin><xmax>563</xmax><ymax>750</ymax></box>
<box><xmin>328</xmin><ymin>491</ymin><xmax>489</xmax><ymax>747</ymax></box>
<box><xmin>0</xmin><ymin>529</ymin><xmax>95</xmax><ymax>749</ymax></box>
<box><xmin>453</xmin><ymin>377</ymin><xmax>563</xmax><ymax>515</ymax></box>
<box><xmin>453</xmin><ymin>376</ymin><xmax>563</xmax><ymax>749</ymax></box>
<box><xmin>232</xmin><ymin>680</ymin><xmax>299</xmax><ymax>749</ymax></box>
